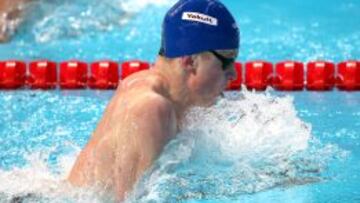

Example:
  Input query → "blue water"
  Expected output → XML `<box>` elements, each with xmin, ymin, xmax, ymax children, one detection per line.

<box><xmin>0</xmin><ymin>0</ymin><xmax>359</xmax><ymax>62</ymax></box>
<box><xmin>0</xmin><ymin>0</ymin><xmax>360</xmax><ymax>202</ymax></box>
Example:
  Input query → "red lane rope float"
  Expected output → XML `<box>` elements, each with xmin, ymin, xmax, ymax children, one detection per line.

<box><xmin>0</xmin><ymin>61</ymin><xmax>26</xmax><ymax>89</ymax></box>
<box><xmin>273</xmin><ymin>61</ymin><xmax>304</xmax><ymax>91</ymax></box>
<box><xmin>0</xmin><ymin>60</ymin><xmax>360</xmax><ymax>91</ymax></box>
<box><xmin>28</xmin><ymin>60</ymin><xmax>57</xmax><ymax>89</ymax></box>
<box><xmin>337</xmin><ymin>61</ymin><xmax>360</xmax><ymax>90</ymax></box>
<box><xmin>306</xmin><ymin>61</ymin><xmax>336</xmax><ymax>91</ymax></box>
<box><xmin>121</xmin><ymin>60</ymin><xmax>150</xmax><ymax>79</ymax></box>
<box><xmin>89</xmin><ymin>61</ymin><xmax>119</xmax><ymax>89</ymax></box>
<box><xmin>245</xmin><ymin>61</ymin><xmax>273</xmax><ymax>91</ymax></box>
<box><xmin>60</xmin><ymin>61</ymin><xmax>88</xmax><ymax>89</ymax></box>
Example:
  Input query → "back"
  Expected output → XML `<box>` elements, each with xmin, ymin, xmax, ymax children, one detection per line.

<box><xmin>67</xmin><ymin>69</ymin><xmax>177</xmax><ymax>200</ymax></box>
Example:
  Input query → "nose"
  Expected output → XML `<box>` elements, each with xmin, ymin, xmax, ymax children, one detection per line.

<box><xmin>225</xmin><ymin>64</ymin><xmax>237</xmax><ymax>81</ymax></box>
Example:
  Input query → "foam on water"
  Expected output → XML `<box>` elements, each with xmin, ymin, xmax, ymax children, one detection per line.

<box><xmin>0</xmin><ymin>149</ymin><xmax>120</xmax><ymax>202</ymax></box>
<box><xmin>125</xmin><ymin>90</ymin><xmax>348</xmax><ymax>202</ymax></box>
<box><xmin>20</xmin><ymin>0</ymin><xmax>174</xmax><ymax>43</ymax></box>
<box><xmin>0</xmin><ymin>90</ymin><xmax>348</xmax><ymax>202</ymax></box>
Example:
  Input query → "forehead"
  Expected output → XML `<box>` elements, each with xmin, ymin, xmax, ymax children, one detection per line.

<box><xmin>215</xmin><ymin>49</ymin><xmax>239</xmax><ymax>58</ymax></box>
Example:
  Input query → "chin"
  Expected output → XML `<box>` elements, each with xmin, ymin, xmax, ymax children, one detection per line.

<box><xmin>193</xmin><ymin>93</ymin><xmax>219</xmax><ymax>107</ymax></box>
<box><xmin>199</xmin><ymin>102</ymin><xmax>213</xmax><ymax>108</ymax></box>
<box><xmin>200</xmin><ymin>97</ymin><xmax>217</xmax><ymax>107</ymax></box>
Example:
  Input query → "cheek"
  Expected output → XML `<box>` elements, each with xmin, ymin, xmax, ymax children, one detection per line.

<box><xmin>208</xmin><ymin>67</ymin><xmax>226</xmax><ymax>84</ymax></box>
<box><xmin>197</xmin><ymin>68</ymin><xmax>225</xmax><ymax>93</ymax></box>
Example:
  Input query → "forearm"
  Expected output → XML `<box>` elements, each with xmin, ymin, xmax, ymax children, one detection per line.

<box><xmin>114</xmin><ymin>150</ymin><xmax>155</xmax><ymax>201</ymax></box>
<box><xmin>115</xmin><ymin>155</ymin><xmax>140</xmax><ymax>201</ymax></box>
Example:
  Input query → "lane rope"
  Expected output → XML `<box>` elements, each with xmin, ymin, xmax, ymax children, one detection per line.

<box><xmin>0</xmin><ymin>60</ymin><xmax>359</xmax><ymax>91</ymax></box>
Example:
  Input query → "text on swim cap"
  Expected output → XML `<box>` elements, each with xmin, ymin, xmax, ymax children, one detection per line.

<box><xmin>182</xmin><ymin>12</ymin><xmax>218</xmax><ymax>26</ymax></box>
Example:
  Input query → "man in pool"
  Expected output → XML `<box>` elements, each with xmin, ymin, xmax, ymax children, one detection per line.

<box><xmin>68</xmin><ymin>0</ymin><xmax>239</xmax><ymax>201</ymax></box>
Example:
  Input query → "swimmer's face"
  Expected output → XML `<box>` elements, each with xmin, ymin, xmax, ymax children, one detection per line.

<box><xmin>188</xmin><ymin>49</ymin><xmax>238</xmax><ymax>106</ymax></box>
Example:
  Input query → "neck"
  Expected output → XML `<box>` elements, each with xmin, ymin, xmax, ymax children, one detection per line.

<box><xmin>153</xmin><ymin>57</ymin><xmax>191</xmax><ymax>123</ymax></box>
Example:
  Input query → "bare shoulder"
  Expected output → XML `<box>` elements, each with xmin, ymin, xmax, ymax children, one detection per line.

<box><xmin>131</xmin><ymin>91</ymin><xmax>174</xmax><ymax>120</ymax></box>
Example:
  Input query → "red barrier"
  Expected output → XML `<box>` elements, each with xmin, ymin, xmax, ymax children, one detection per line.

<box><xmin>273</xmin><ymin>61</ymin><xmax>304</xmax><ymax>91</ymax></box>
<box><xmin>121</xmin><ymin>61</ymin><xmax>150</xmax><ymax>79</ymax></box>
<box><xmin>337</xmin><ymin>61</ymin><xmax>360</xmax><ymax>90</ymax></box>
<box><xmin>60</xmin><ymin>61</ymin><xmax>88</xmax><ymax>89</ymax></box>
<box><xmin>226</xmin><ymin>62</ymin><xmax>242</xmax><ymax>90</ymax></box>
<box><xmin>1</xmin><ymin>59</ymin><xmax>360</xmax><ymax>91</ymax></box>
<box><xmin>245</xmin><ymin>61</ymin><xmax>273</xmax><ymax>91</ymax></box>
<box><xmin>89</xmin><ymin>61</ymin><xmax>119</xmax><ymax>89</ymax></box>
<box><xmin>306</xmin><ymin>61</ymin><xmax>335</xmax><ymax>91</ymax></box>
<box><xmin>0</xmin><ymin>61</ymin><xmax>26</xmax><ymax>89</ymax></box>
<box><xmin>28</xmin><ymin>61</ymin><xmax>57</xmax><ymax>89</ymax></box>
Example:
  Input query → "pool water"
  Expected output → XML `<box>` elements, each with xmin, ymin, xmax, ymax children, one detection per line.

<box><xmin>0</xmin><ymin>0</ymin><xmax>360</xmax><ymax>202</ymax></box>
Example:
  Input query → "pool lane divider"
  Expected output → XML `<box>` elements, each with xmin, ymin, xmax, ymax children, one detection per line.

<box><xmin>0</xmin><ymin>60</ymin><xmax>359</xmax><ymax>91</ymax></box>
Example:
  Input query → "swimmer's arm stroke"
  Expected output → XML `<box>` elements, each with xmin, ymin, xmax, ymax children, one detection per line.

<box><xmin>115</xmin><ymin>94</ymin><xmax>175</xmax><ymax>201</ymax></box>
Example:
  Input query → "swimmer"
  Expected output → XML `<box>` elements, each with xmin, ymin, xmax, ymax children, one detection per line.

<box><xmin>0</xmin><ymin>0</ymin><xmax>32</xmax><ymax>42</ymax></box>
<box><xmin>67</xmin><ymin>0</ymin><xmax>240</xmax><ymax>201</ymax></box>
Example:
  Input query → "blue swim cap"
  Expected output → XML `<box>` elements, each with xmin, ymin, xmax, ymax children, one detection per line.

<box><xmin>159</xmin><ymin>0</ymin><xmax>240</xmax><ymax>58</ymax></box>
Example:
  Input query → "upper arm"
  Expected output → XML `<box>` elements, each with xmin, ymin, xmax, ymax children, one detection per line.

<box><xmin>131</xmin><ymin>94</ymin><xmax>175</xmax><ymax>155</ymax></box>
<box><xmin>114</xmin><ymin>94</ymin><xmax>175</xmax><ymax>199</ymax></box>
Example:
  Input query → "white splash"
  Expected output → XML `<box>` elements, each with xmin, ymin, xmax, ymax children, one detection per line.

<box><xmin>119</xmin><ymin>0</ymin><xmax>174</xmax><ymax>13</ymax></box>
<box><xmin>187</xmin><ymin>91</ymin><xmax>311</xmax><ymax>159</ymax></box>
<box><xmin>129</xmin><ymin>90</ymin><xmax>347</xmax><ymax>202</ymax></box>
<box><xmin>0</xmin><ymin>149</ymin><xmax>113</xmax><ymax>202</ymax></box>
<box><xmin>0</xmin><ymin>91</ymin><xmax>348</xmax><ymax>203</ymax></box>
<box><xmin>29</xmin><ymin>0</ymin><xmax>174</xmax><ymax>43</ymax></box>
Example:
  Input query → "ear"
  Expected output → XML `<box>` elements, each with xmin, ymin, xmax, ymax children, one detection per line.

<box><xmin>179</xmin><ymin>56</ymin><xmax>196</xmax><ymax>74</ymax></box>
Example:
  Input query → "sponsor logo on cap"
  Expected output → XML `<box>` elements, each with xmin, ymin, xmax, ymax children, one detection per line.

<box><xmin>182</xmin><ymin>12</ymin><xmax>218</xmax><ymax>26</ymax></box>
